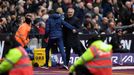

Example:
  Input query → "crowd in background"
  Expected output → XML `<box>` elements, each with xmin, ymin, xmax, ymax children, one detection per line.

<box><xmin>0</xmin><ymin>0</ymin><xmax>134</xmax><ymax>69</ymax></box>
<box><xmin>0</xmin><ymin>0</ymin><xmax>134</xmax><ymax>35</ymax></box>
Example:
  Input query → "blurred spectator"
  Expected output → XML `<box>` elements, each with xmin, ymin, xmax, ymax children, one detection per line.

<box><xmin>83</xmin><ymin>20</ymin><xmax>101</xmax><ymax>48</ymax></box>
<box><xmin>131</xmin><ymin>0</ymin><xmax>134</xmax><ymax>4</ymax></box>
<box><xmin>37</xmin><ymin>21</ymin><xmax>48</xmax><ymax>48</ymax></box>
<box><xmin>74</xmin><ymin>0</ymin><xmax>81</xmax><ymax>7</ymax></box>
<box><xmin>37</xmin><ymin>6</ymin><xmax>45</xmax><ymax>17</ymax></box>
<box><xmin>122</xmin><ymin>1</ymin><xmax>134</xmax><ymax>33</ymax></box>
<box><xmin>106</xmin><ymin>11</ymin><xmax>115</xmax><ymax>22</ymax></box>
<box><xmin>122</xmin><ymin>1</ymin><xmax>132</xmax><ymax>25</ymax></box>
<box><xmin>9</xmin><ymin>15</ymin><xmax>20</xmax><ymax>33</ymax></box>
<box><xmin>121</xmin><ymin>0</ymin><xmax>129</xmax><ymax>4</ymax></box>
<box><xmin>102</xmin><ymin>0</ymin><xmax>113</xmax><ymax>17</ymax></box>
<box><xmin>83</xmin><ymin>21</ymin><xmax>95</xmax><ymax>35</ymax></box>
<box><xmin>116</xmin><ymin>19</ymin><xmax>123</xmax><ymax>27</ymax></box>
<box><xmin>30</xmin><ymin>6</ymin><xmax>47</xmax><ymax>38</ymax></box>
<box><xmin>62</xmin><ymin>0</ymin><xmax>74</xmax><ymax>13</ymax></box>
<box><xmin>0</xmin><ymin>17</ymin><xmax>8</xmax><ymax>33</ymax></box>
<box><xmin>100</xmin><ymin>17</ymin><xmax>109</xmax><ymax>33</ymax></box>
<box><xmin>18</xmin><ymin>0</ymin><xmax>25</xmax><ymax>6</ymax></box>
<box><xmin>16</xmin><ymin>5</ymin><xmax>25</xmax><ymax>16</ymax></box>
<box><xmin>106</xmin><ymin>21</ymin><xmax>116</xmax><ymax>34</ymax></box>
<box><xmin>93</xmin><ymin>0</ymin><xmax>102</xmax><ymax>8</ymax></box>
<box><xmin>15</xmin><ymin>14</ymin><xmax>33</xmax><ymax>47</ymax></box>
<box><xmin>52</xmin><ymin>0</ymin><xmax>63</xmax><ymax>11</ymax></box>
<box><xmin>85</xmin><ymin>0</ymin><xmax>93</xmax><ymax>3</ymax></box>
<box><xmin>93</xmin><ymin>6</ymin><xmax>102</xmax><ymax>27</ymax></box>
<box><xmin>84</xmin><ymin>14</ymin><xmax>92</xmax><ymax>26</ymax></box>
<box><xmin>75</xmin><ymin>1</ymin><xmax>86</xmax><ymax>26</ymax></box>
<box><xmin>112</xmin><ymin>0</ymin><xmax>120</xmax><ymax>19</ymax></box>
<box><xmin>24</xmin><ymin>0</ymin><xmax>34</xmax><ymax>13</ymax></box>
<box><xmin>85</xmin><ymin>3</ymin><xmax>94</xmax><ymax>16</ymax></box>
<box><xmin>91</xmin><ymin>15</ymin><xmax>101</xmax><ymax>34</ymax></box>
<box><xmin>110</xmin><ymin>29</ymin><xmax>129</xmax><ymax>53</ymax></box>
<box><xmin>29</xmin><ymin>18</ymin><xmax>40</xmax><ymax>39</ymax></box>
<box><xmin>9</xmin><ymin>4</ymin><xmax>16</xmax><ymax>15</ymax></box>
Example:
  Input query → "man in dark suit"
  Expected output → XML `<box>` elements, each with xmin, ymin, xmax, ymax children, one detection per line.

<box><xmin>63</xmin><ymin>8</ymin><xmax>85</xmax><ymax>66</ymax></box>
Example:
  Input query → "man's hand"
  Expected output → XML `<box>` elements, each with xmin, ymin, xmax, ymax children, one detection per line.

<box><xmin>72</xmin><ymin>29</ymin><xmax>77</xmax><ymax>33</ymax></box>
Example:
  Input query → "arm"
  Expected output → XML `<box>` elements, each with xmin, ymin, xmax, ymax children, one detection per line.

<box><xmin>61</xmin><ymin>20</ymin><xmax>75</xmax><ymax>30</ymax></box>
<box><xmin>44</xmin><ymin>19</ymin><xmax>50</xmax><ymax>38</ymax></box>
<box><xmin>23</xmin><ymin>25</ymin><xmax>31</xmax><ymax>44</ymax></box>
<box><xmin>16</xmin><ymin>25</ymin><xmax>30</xmax><ymax>46</ymax></box>
<box><xmin>0</xmin><ymin>48</ymin><xmax>22</xmax><ymax>73</ymax></box>
<box><xmin>69</xmin><ymin>48</ymin><xmax>94</xmax><ymax>73</ymax></box>
<box><xmin>45</xmin><ymin>19</ymin><xmax>50</xmax><ymax>34</ymax></box>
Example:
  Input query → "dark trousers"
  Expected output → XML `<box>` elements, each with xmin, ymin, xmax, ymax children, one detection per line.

<box><xmin>69</xmin><ymin>65</ymin><xmax>93</xmax><ymax>75</ymax></box>
<box><xmin>64</xmin><ymin>37</ymin><xmax>84</xmax><ymax>65</ymax></box>
<box><xmin>45</xmin><ymin>37</ymin><xmax>66</xmax><ymax>66</ymax></box>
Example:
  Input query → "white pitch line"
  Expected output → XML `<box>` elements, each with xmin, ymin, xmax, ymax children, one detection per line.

<box><xmin>112</xmin><ymin>66</ymin><xmax>134</xmax><ymax>70</ymax></box>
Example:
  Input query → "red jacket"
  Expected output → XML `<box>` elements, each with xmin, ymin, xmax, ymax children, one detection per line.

<box><xmin>86</xmin><ymin>46</ymin><xmax>112</xmax><ymax>75</ymax></box>
<box><xmin>9</xmin><ymin>46</ymin><xmax>33</xmax><ymax>75</ymax></box>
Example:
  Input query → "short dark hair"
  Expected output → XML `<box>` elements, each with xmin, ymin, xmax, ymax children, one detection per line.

<box><xmin>2</xmin><ymin>34</ymin><xmax>20</xmax><ymax>57</ymax></box>
<box><xmin>0</xmin><ymin>18</ymin><xmax>3</xmax><ymax>22</ymax></box>
<box><xmin>25</xmin><ymin>17</ymin><xmax>32</xmax><ymax>24</ymax></box>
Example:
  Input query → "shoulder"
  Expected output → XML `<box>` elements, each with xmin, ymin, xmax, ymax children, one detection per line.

<box><xmin>8</xmin><ymin>48</ymin><xmax>21</xmax><ymax>54</ymax></box>
<box><xmin>74</xmin><ymin>16</ymin><xmax>80</xmax><ymax>21</ymax></box>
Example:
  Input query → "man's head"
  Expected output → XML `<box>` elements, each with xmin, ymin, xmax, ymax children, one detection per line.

<box><xmin>125</xmin><ymin>1</ymin><xmax>132</xmax><ymax>9</ymax></box>
<box><xmin>102</xmin><ymin>17</ymin><xmax>109</xmax><ymax>25</ymax></box>
<box><xmin>67</xmin><ymin>8</ymin><xmax>75</xmax><ymax>18</ymax></box>
<box><xmin>109</xmin><ymin>21</ymin><xmax>115</xmax><ymax>29</ymax></box>
<box><xmin>25</xmin><ymin>14</ymin><xmax>33</xmax><ymax>24</ymax></box>
<box><xmin>93</xmin><ymin>7</ymin><xmax>100</xmax><ymax>14</ymax></box>
<box><xmin>25</xmin><ymin>17</ymin><xmax>32</xmax><ymax>24</ymax></box>
<box><xmin>86</xmin><ymin>3</ymin><xmax>93</xmax><ymax>9</ymax></box>
<box><xmin>56</xmin><ymin>7</ymin><xmax>64</xmax><ymax>14</ymax></box>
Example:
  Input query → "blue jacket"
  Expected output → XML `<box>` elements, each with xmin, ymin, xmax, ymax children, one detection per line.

<box><xmin>46</xmin><ymin>14</ymin><xmax>75</xmax><ymax>39</ymax></box>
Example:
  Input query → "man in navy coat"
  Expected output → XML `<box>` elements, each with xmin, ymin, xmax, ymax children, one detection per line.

<box><xmin>43</xmin><ymin>11</ymin><xmax>76</xmax><ymax>70</ymax></box>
